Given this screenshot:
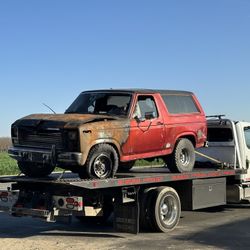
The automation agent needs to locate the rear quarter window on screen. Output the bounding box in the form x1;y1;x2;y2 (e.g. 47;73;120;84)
161;94;200;114
207;128;233;142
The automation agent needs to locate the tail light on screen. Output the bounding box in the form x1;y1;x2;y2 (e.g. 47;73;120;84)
53;195;83;211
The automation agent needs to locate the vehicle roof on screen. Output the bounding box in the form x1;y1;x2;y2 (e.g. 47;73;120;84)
81;89;193;95
206;118;233;128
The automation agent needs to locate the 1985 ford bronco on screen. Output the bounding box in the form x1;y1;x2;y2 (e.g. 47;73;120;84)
9;89;207;179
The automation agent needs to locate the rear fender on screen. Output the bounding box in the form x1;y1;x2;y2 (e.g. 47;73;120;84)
174;133;197;148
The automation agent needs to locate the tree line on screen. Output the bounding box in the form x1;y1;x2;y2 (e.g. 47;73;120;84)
0;137;11;152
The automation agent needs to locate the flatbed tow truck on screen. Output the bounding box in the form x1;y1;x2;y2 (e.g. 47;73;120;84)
0;116;250;234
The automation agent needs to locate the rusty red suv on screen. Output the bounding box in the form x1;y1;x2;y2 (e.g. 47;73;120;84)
9;89;207;179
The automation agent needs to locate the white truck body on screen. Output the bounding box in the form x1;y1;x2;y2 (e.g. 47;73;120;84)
196;118;250;202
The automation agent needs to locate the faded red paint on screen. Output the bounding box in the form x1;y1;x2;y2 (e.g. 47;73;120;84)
120;92;206;162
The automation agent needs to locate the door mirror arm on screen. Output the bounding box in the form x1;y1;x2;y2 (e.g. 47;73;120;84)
134;116;145;123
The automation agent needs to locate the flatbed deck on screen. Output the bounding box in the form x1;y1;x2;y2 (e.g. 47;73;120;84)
0;166;240;189
0;165;245;234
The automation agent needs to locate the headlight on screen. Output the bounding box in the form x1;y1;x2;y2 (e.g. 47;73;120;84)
11;126;18;138
66;130;79;151
68;131;78;141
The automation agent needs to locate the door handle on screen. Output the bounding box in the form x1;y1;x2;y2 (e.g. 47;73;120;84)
157;121;164;125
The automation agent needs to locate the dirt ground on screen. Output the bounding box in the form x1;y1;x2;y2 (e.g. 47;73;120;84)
1;204;250;250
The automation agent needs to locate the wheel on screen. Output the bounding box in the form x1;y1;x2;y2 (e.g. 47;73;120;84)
147;187;181;232
18;162;55;177
118;160;135;172
84;144;119;179
165;138;195;173
76;197;113;225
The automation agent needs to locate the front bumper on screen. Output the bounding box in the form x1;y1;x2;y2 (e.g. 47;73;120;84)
8;147;83;166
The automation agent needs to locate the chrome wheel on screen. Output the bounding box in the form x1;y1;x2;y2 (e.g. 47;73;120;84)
93;153;112;178
179;148;190;166
145;187;181;232
160;194;178;227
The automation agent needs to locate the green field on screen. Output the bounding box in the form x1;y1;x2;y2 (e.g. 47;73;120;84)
0;152;164;176
0;152;64;176
0;152;19;175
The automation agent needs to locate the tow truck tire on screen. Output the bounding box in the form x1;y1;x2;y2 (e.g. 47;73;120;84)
148;186;181;232
166;138;195;173
85;144;119;179
118;160;136;172
18;162;55;177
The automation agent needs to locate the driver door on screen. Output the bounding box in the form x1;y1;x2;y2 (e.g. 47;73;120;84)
129;95;165;155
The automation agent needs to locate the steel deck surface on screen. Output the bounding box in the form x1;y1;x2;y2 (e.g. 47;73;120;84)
0;166;241;190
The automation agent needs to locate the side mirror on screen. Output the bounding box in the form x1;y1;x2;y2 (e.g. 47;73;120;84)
134;116;145;123
145;111;155;120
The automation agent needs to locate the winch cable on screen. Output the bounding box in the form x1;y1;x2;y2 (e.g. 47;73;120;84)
195;150;222;164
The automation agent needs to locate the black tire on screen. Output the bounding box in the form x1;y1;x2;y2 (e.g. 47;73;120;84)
77;168;87;179
148;187;181;232
118;160;135;172
165;138;195;173
76;197;113;225
18;162;55;177
84;144;119;179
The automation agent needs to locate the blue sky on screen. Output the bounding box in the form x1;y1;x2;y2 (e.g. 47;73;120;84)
0;0;250;136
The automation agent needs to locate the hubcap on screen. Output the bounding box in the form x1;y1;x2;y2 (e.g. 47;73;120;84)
93;154;112;178
179;149;190;166
160;194;178;226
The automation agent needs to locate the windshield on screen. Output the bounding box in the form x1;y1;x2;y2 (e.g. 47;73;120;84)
244;127;250;149
65;92;132;116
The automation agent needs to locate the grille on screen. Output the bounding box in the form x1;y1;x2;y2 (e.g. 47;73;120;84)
17;128;63;150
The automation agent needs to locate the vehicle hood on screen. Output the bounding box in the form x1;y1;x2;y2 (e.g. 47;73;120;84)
13;113;122;129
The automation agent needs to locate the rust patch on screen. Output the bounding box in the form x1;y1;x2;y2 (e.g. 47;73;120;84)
22;113;118;124
78;119;130;164
13;113;130;166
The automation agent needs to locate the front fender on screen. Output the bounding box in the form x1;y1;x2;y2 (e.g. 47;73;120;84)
80;138;122;165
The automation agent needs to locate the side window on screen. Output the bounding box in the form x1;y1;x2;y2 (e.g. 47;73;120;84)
133;96;158;119
244;127;250;149
162;94;200;114
207;128;233;142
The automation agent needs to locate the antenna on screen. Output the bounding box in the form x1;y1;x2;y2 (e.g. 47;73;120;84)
42;103;56;114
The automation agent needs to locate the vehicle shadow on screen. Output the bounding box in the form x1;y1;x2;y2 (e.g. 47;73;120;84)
0;213;123;239
173;217;250;249
171;206;250;249
1;206;250;249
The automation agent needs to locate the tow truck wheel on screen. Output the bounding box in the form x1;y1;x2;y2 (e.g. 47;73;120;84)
18;162;55;177
85;144;119;179
165;138;195;173
148;186;181;232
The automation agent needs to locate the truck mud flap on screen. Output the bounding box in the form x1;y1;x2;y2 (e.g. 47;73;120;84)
113;186;140;234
